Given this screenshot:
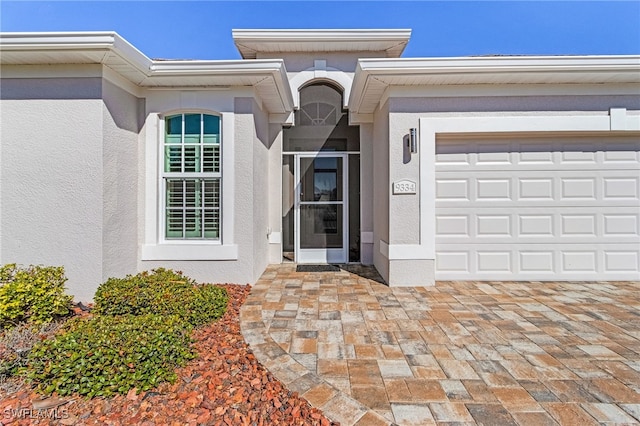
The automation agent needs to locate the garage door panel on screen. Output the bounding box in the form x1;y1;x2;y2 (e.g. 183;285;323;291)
477;178;511;200
436;244;640;280
436;136;640;172
559;145;597;164
605;252;639;272
437;162;638;172
519;178;554;200
435;142;472;165
520;251;555;273
436;215;470;237
603;177;639;200
518;142;555;164
436;178;470;200
519;214;554;236
477;143;512;164
603;214;639;236
477;251;512;273
437;251;470;273
562;251;597;272
477;215;511;237
437;207;639;244
437;170;639;207
560;215;597;237
436;135;640;281
561;177;597;200
603;144;640;163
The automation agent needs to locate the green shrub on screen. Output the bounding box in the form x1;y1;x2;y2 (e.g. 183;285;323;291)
93;269;228;327
93;268;194;316
189;284;229;326
26;314;195;397
0;264;72;329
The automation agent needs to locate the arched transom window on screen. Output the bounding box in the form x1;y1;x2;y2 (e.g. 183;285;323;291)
299;84;343;127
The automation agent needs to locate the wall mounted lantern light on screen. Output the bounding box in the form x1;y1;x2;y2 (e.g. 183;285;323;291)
409;128;418;154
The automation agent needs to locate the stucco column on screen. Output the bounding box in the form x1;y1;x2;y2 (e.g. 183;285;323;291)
385;108;435;286
267;124;284;263
359;123;375;265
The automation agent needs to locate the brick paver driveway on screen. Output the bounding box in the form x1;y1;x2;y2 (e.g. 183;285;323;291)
240;264;640;425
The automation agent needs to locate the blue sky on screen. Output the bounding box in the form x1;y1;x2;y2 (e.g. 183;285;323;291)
1;1;639;59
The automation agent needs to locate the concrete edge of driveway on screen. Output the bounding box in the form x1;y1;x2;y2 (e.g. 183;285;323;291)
240;297;393;426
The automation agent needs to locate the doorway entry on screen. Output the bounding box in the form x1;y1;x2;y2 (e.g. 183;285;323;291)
294;153;348;263
282;81;360;264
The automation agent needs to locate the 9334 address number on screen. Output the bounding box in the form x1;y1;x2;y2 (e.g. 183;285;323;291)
393;180;417;194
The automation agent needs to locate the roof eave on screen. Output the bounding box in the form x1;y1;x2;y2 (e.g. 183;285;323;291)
146;59;294;113
0;32;294;114
232;28;412;59
349;55;640;114
356;55;640;75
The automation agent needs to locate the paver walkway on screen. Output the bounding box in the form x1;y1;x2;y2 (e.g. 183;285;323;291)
240;264;640;425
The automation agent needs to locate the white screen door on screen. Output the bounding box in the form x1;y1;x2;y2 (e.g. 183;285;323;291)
295;153;348;263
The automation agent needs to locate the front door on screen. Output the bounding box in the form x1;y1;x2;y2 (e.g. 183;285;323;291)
295;153;348;263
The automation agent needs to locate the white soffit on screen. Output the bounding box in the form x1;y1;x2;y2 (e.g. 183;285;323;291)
232;29;411;59
0;32;294;113
350;55;640;114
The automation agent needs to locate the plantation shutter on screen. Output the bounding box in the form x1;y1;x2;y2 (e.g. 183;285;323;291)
163;113;221;240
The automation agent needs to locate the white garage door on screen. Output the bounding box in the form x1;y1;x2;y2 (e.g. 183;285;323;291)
435;135;640;281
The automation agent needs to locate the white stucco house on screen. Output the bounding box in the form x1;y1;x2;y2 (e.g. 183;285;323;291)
1;29;639;301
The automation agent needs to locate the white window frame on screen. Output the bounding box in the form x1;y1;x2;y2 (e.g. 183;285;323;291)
161;113;222;241
142;111;237;260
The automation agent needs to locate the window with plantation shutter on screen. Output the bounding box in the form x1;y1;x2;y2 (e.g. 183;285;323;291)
163;113;221;240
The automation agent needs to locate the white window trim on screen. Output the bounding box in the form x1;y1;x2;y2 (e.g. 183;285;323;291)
161;113;222;242
142;111;237;261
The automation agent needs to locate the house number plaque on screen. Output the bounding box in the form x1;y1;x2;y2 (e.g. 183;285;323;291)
393;179;417;194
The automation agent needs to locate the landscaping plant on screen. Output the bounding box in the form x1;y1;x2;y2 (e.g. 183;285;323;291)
26;314;195;398
20;268;229;398
0;264;72;329
93;268;228;327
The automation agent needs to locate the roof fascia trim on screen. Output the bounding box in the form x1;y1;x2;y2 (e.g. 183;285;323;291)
232;28;411;58
232;29;412;40
0;31;153;73
0;32;294;113
356;55;640;74
349;55;640;114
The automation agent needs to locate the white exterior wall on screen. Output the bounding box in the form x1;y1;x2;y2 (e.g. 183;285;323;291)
1;70;291;299
102;79;140;282
0;74;105;301
267;124;284;263
249;98;271;281
359;123;374;265
385;105;435;286
372;101;390;282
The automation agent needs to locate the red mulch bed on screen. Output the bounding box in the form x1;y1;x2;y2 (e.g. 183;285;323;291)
0;285;339;426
